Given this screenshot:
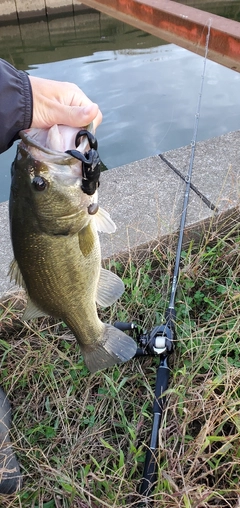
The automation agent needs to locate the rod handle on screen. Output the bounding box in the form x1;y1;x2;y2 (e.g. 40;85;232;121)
139;358;170;498
139;447;158;497
114;321;135;331
153;359;170;413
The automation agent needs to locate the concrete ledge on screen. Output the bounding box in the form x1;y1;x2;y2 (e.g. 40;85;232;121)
0;0;82;22
0;130;239;299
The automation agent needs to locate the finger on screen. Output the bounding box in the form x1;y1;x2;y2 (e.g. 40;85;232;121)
67;103;103;129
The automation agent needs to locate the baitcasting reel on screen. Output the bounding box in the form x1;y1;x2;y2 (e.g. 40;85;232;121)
114;311;176;357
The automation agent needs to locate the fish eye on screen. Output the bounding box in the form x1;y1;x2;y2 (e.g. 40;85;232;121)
32;176;48;191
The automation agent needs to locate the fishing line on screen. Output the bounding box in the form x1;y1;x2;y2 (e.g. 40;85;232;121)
156;25;211;157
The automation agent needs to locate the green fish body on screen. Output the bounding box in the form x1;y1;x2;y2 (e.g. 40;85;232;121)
9;126;136;373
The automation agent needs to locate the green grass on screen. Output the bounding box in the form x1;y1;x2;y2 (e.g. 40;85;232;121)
0;224;239;507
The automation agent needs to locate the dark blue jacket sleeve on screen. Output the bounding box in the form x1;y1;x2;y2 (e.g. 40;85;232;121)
0;59;33;154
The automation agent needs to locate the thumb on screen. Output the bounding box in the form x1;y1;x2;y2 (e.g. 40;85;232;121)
31;100;102;130
48;102;101;129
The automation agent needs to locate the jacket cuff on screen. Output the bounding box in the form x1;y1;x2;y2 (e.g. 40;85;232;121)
20;70;33;130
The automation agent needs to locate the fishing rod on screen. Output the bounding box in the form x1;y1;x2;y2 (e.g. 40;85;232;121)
114;22;212;506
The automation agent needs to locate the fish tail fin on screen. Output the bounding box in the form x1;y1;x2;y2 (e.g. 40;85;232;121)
82;324;137;374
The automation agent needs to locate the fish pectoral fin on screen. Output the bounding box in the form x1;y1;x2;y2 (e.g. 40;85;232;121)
94;207;116;234
22;298;49;321
82;324;137;373
96;268;124;307
8;259;26;289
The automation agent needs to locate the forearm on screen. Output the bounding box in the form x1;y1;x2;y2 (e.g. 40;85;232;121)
0;59;32;154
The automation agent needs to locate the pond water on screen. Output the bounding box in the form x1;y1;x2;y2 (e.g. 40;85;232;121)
0;4;240;202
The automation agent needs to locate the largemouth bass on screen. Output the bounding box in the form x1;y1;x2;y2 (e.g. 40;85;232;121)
9;125;137;373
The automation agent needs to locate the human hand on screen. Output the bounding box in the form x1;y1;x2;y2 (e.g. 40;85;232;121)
29;76;102;131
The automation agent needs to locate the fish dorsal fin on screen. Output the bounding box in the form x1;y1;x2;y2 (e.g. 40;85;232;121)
22;298;49;321
8;259;26;289
96;268;124;307
94;207;116;234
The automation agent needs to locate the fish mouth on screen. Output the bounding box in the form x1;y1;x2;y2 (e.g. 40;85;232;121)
19;123;94;165
19;130;74;165
60;210;85;220
19;125;100;206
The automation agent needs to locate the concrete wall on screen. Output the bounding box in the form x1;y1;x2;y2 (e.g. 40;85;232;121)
0;0;84;22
